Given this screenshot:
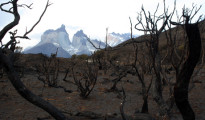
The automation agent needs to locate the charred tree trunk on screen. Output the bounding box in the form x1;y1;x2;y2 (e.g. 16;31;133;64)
141;78;152;114
174;23;201;120
0;51;68;120
110;74;126;91
141;96;148;113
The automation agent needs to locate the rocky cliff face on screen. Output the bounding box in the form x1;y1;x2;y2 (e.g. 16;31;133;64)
24;24;72;58
24;25;137;57
39;24;71;51
71;30;106;55
72;30;88;49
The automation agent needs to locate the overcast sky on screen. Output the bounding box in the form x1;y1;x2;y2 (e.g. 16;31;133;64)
0;0;204;50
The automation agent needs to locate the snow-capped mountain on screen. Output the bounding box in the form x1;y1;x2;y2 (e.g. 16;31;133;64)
107;32;137;47
71;30;106;55
24;25;138;58
39;24;71;50
24;24;72;58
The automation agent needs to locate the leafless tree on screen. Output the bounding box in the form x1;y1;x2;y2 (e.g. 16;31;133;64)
169;5;203;120
128;17;153;114
91;50;105;70
0;0;68;119
36;50;60;87
135;3;172;119
36;50;73;95
134;1;203;119
87;28;112;74
64;56;98;98
106;54;129;93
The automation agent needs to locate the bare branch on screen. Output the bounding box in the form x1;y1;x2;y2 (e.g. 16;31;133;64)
153;3;159;24
171;4;202;25
190;5;202;21
18;3;33;9
0;1;13;13
86;37;102;50
158;15;170;34
0;0;20;42
105;27;109;49
129;17;133;40
20;0;52;39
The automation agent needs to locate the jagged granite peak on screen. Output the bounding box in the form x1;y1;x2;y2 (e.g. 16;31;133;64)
56;24;66;32
72;29;88;49
24;24;72;58
39;24;71;50
44;24;67;34
74;29;87;37
70;30;106;55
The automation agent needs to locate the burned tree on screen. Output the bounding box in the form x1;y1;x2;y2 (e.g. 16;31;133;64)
64;56;98;98
36;50;72;94
0;1;68;120
134;3;172;118
170;6;203;120
92;50;105;70
127;17;153;114
134;1;203;119
174;18;201;120
36;50;60;87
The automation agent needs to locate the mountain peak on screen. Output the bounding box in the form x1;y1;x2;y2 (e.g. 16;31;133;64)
61;24;65;28
74;30;86;37
56;24;66;32
43;24;66;34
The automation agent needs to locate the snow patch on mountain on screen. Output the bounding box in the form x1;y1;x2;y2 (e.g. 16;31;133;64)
107;32;136;47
